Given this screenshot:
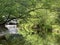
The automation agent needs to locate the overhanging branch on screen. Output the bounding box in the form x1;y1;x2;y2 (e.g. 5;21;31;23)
0;7;49;25
27;7;49;13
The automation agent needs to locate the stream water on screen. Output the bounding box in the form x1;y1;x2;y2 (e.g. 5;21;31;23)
5;25;18;34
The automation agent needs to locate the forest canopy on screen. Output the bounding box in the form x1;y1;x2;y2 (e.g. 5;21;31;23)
0;0;60;45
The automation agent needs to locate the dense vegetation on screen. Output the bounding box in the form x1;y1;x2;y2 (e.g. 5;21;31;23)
0;0;60;45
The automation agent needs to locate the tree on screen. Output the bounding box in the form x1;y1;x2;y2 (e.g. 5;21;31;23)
0;0;32;25
0;0;60;45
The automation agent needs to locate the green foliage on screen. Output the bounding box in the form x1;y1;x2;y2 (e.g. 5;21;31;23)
7;34;25;45
0;0;31;24
0;0;60;45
